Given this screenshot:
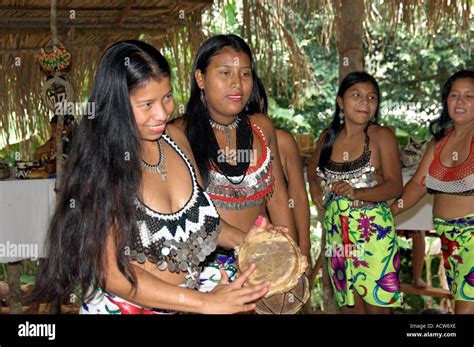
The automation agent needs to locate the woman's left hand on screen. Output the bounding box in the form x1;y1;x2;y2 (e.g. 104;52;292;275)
330;180;355;199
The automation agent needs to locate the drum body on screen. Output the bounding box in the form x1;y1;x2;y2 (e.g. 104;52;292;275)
236;231;309;314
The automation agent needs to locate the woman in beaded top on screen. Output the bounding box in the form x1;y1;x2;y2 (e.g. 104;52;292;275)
307;72;403;314
391;70;474;314
30;40;273;314
173;34;297;292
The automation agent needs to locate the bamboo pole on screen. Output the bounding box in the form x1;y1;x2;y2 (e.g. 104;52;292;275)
51;0;62;314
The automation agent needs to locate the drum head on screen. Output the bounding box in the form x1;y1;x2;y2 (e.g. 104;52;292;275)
237;231;308;297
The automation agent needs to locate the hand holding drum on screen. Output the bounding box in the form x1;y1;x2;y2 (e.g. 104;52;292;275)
235;227;310;314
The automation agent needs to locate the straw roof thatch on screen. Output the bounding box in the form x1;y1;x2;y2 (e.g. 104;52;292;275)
0;0;211;157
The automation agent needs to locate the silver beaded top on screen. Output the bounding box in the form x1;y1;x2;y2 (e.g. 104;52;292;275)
317;132;378;207
132;134;221;290
207;124;275;210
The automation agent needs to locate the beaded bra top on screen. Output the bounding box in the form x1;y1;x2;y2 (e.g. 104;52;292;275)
426;129;474;196
132;134;221;290
206;124;275;210
316;130;377;206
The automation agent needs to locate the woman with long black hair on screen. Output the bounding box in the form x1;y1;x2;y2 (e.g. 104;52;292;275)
391;70;474;314
308;71;403;314
173;34;297;292
30;40;272;314
254;76;312;269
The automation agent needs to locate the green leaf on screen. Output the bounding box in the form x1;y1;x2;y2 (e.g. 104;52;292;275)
20;275;36;285
224;1;236;27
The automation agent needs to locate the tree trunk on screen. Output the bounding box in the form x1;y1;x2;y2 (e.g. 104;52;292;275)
337;0;366;81
7;261;22;313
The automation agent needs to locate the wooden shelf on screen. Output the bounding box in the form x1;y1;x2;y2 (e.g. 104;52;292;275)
400;283;452;299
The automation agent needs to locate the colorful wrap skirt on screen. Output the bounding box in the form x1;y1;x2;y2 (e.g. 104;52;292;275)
323;197;401;308
199;247;238;292
434;214;474;301
80;288;174;314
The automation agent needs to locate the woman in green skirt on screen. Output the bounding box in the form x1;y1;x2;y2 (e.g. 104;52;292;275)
391;70;474;314
308;72;403;314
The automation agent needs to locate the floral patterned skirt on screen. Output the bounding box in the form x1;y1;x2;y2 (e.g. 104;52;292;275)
434;214;474;301
324;197;401;308
80;288;174;314
198;247;238;292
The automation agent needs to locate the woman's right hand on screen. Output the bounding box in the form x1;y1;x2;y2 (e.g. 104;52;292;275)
313;191;325;211
203;263;270;314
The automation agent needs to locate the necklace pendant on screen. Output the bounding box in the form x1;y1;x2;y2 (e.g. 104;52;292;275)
225;127;231;146
160;170;167;182
141;138;167;177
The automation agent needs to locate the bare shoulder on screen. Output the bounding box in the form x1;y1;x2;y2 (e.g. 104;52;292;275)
276;128;295;142
424;139;436;158
170;116;186;132
276;129;298;152
249;113;275;131
367;124;397;146
165;123;193;156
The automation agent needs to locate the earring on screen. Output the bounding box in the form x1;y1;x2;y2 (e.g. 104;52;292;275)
339;110;344;125
370;116;376;123
200;89;206;105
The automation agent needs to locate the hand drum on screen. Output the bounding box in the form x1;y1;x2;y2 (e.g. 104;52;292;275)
236;231;310;314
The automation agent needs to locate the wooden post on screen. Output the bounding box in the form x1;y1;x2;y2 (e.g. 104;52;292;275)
425;256;433;308
7;262;22;313
337;0;365;81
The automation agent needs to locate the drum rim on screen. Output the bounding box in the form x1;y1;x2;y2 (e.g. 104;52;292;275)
255;275;311;314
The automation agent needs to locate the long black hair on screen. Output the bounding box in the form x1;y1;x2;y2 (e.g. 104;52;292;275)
183;34;262;185
318;71;381;169
30;40;171;303
255;77;268;114
429;69;474;141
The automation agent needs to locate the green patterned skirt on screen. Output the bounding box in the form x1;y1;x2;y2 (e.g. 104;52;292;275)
434;214;474;301
324;197;401;308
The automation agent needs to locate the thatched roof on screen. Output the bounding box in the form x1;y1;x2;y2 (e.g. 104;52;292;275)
0;0;211;156
0;0;212;52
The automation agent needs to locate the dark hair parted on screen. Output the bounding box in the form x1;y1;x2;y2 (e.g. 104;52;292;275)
30;40;171;303
318;71;381;169
429;70;474;141
183;34;263;185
